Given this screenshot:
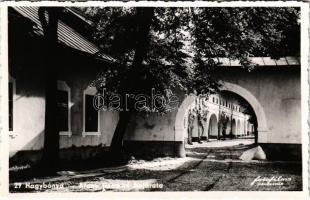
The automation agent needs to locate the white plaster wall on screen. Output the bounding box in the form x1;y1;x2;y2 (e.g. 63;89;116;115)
10;66;301;157
9;84;119;157
9;96;45;156
9;65;120;157
124;111;177;141
218;68;301;144
59;110;119;149
124;93;252;142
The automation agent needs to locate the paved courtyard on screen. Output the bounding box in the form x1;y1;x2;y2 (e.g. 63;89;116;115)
10;139;302;192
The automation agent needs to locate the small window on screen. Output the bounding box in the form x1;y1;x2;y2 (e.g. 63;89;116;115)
212;97;214;103
85;94;98;132
83;87;100;136
57;90;69;132
216;98;218;104
57;81;71;136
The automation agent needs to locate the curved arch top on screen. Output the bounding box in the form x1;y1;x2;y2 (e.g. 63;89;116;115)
174;81;269;142
207;112;218;123
220;82;268;132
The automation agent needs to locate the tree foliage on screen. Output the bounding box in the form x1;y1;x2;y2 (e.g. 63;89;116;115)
84;7;193;114
83;7;299;111
192;7;300;93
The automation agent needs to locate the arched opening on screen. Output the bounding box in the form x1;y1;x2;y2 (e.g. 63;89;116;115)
231;119;236;136
220;90;258;144
175;82;268;153
208;114;218;138
226;118;231;136
220;82;267;142
237;120;241;136
247;123;251;135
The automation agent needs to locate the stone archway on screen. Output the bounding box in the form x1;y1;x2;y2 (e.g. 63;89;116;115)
226;118;231;136
208;114;218;138
174;81;268;144
220;82;268;142
237;119;241;136
232;119;237;136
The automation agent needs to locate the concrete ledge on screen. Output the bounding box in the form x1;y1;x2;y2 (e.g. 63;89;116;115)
200;136;208;140
10;141;186;166
10;150;43;166
259;143;302;161
191;136;215;141
10;145;109;166
191;137;207;142
123;140;185;160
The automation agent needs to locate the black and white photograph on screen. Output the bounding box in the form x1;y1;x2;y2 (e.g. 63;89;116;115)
1;1;308;195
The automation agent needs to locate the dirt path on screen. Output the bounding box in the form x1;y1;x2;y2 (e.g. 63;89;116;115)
163;148;234;191
9;142;302;192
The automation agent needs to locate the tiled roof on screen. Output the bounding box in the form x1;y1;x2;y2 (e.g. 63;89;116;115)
216;57;300;67
13;7;115;62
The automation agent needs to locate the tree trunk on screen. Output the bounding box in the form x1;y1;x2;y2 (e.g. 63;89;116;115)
108;111;131;163
107;8;155;164
131;7;154;69
38;7;62;173
41;68;59;172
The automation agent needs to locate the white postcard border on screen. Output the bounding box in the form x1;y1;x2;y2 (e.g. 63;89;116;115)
0;1;308;199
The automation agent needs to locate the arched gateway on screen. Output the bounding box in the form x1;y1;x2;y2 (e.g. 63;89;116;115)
174;81;269;156
208;114;218;138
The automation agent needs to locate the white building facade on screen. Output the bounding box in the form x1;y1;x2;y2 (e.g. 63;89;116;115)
184;93;255;142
